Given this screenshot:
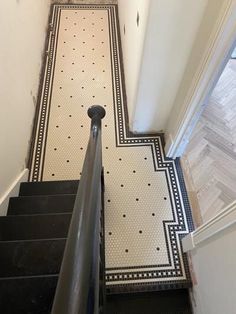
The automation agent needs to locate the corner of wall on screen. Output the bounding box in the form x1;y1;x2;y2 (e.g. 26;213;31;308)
0;169;29;216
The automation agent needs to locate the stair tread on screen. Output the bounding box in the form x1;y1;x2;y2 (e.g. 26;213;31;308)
106;290;192;314
0;274;58;314
0;213;71;241
19;180;79;196
0;239;66;278
8;194;76;215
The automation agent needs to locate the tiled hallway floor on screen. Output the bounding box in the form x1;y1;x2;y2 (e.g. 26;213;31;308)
29;4;193;292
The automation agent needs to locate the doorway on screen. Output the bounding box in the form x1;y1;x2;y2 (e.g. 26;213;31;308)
181;49;236;225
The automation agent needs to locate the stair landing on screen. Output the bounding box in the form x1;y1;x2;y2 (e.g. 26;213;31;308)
29;4;194;293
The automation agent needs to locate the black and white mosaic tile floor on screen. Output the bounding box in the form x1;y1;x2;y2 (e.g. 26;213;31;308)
30;4;193;293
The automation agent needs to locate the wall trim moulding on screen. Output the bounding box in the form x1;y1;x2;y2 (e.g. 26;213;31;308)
165;0;236;158
0;169;29;216
182;200;236;252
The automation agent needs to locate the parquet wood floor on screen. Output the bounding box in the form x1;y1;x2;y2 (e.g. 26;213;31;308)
182;59;236;224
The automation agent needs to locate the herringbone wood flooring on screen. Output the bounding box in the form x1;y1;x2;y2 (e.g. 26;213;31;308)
182;59;236;224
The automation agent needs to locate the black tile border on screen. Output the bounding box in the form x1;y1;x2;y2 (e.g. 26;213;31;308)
174;158;195;233
27;6;55;178
29;5;62;181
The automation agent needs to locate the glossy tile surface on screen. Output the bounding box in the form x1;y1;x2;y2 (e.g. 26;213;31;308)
30;4;193;292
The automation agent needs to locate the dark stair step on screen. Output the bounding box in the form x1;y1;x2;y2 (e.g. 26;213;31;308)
19;180;79;196
0;213;71;241
0;275;58;314
8;194;76;215
106;290;192;314
0;239;66;277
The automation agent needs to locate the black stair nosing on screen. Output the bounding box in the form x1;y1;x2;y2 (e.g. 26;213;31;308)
4;212;72;217
8;194;76;215
0;213;71;241
0;236;67;243
0;274;58;314
0;238;66;278
106;280;192;295
19;179;79;196
0;273;58;280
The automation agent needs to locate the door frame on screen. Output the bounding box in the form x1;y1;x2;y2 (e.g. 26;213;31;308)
165;1;236;158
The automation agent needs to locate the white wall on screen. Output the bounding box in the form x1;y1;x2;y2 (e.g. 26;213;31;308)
0;0;50;213
190;224;236;314
132;0;208;133
165;0;235;157
118;0;150;124
119;0;208;133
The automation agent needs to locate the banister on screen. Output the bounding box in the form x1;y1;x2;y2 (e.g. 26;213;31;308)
51;105;106;314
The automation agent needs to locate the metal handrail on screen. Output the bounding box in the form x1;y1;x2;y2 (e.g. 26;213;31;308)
51;105;106;314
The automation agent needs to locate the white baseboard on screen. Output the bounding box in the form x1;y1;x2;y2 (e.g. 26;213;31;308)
0;169;29;216
182;200;236;252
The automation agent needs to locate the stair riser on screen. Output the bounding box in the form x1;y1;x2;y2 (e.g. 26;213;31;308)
19;180;79;196
8;195;76;215
106;290;192;314
0;275;58;314
0;239;66;277
0;214;71;241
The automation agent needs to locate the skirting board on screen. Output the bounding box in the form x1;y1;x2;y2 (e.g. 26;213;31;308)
182;200;236;252
0;169;29;216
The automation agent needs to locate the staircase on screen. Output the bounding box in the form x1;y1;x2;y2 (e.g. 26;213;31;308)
0;180;78;313
0;179;192;313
